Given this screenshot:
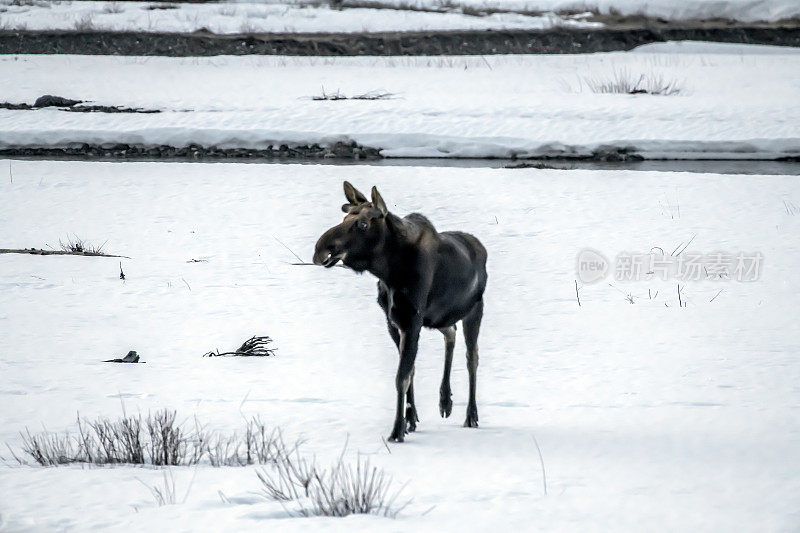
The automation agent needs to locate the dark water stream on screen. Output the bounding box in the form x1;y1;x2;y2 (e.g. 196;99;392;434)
4;156;799;175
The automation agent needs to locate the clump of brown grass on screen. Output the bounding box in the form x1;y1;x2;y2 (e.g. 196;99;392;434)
582;69;682;95
257;444;409;518
9;410;286;467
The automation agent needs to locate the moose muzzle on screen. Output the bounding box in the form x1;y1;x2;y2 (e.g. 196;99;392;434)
313;226;345;268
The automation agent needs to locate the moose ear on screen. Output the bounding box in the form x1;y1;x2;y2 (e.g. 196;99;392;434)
371;186;388;216
343;181;368;205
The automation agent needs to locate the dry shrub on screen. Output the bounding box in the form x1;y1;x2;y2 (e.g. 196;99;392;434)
12;410;285;467
59;235;106;254
582;69;682;95
257;444;409;518
203;336;277;357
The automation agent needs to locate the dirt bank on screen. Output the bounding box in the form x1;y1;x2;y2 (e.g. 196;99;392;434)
1;19;799;56
0;142;381;160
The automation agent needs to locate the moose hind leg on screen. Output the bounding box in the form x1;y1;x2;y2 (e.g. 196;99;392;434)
462;299;483;428
405;367;419;432
438;326;456;418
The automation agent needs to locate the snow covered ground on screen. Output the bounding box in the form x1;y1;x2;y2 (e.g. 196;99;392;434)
327;0;800;23
1;160;799;531
2;42;800;160
0;0;798;34
0;0;599;34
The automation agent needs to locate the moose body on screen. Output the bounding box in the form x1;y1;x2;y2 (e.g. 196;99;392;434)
313;182;487;442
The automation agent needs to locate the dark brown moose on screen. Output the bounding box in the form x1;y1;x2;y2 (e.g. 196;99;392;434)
313;182;488;442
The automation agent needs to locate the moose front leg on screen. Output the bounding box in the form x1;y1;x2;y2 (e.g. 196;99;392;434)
384;317;418;432
389;319;421;442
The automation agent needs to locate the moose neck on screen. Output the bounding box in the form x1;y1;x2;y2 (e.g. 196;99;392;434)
366;212;408;285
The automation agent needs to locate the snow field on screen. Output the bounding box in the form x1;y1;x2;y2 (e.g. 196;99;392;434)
0;160;798;531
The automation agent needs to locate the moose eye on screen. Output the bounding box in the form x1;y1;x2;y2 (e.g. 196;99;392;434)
357;219;369;231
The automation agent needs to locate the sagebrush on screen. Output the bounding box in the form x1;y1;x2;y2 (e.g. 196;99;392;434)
10;410;289;467
581;69;682;95
58;235;106;254
257;446;409;518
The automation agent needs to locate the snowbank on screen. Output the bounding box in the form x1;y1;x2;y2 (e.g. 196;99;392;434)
348;0;800;22
1;0;797;34
1;45;799;160
0;1;598;34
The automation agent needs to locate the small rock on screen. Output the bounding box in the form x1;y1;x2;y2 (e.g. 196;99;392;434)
104;350;140;363
33;95;82;108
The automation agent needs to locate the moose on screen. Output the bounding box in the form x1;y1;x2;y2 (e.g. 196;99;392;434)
313;182;488;442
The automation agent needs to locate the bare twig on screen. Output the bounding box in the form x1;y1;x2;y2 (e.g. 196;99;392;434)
574;279;581;307
312;86;347;101
311;87;396;101
291;261;347;269
203;336;276;357
671;233;697;256
532;435;547;496
709;289;723;302
273;235;305;263
181;277;191;291
239;390;251;410
352;90;396;100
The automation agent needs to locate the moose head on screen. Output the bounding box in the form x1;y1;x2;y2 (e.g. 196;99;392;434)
313;181;389;272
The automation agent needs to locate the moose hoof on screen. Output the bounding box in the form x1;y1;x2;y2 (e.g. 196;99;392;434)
405;406;419;432
389;419;408;442
463;407;479;428
439;390;453;418
463;417;479;428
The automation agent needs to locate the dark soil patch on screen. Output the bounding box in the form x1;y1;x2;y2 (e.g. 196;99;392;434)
0;247;129;258
0;102;160;113
0;143;652;162
0;102;33;110
64;105;160;113
505;162;574;170
0;21;798;56
0;141;382;160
